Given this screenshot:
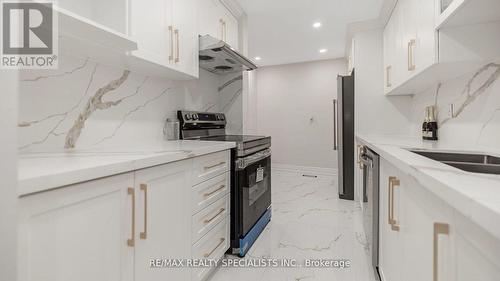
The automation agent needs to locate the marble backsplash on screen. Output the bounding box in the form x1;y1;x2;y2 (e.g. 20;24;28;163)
18;55;243;152
410;60;500;150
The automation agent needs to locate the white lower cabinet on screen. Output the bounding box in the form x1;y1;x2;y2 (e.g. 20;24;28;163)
191;218;230;281
18;173;135;281
134;160;192;281
19;150;231;281
455;211;500;281
379;157;500;281
378;160;404;281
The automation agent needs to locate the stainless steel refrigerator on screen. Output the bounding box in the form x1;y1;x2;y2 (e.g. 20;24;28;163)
335;71;355;200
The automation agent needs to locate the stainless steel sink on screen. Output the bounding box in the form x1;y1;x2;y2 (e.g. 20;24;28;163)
409;150;500;175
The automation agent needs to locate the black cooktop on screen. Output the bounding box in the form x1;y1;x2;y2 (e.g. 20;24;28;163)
200;135;269;143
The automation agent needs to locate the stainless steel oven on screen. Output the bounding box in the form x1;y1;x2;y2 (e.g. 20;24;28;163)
178;110;272;257
359;146;381;281
234;149;272;243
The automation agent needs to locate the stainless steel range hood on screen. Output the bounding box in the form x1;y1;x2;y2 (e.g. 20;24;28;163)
199;35;257;74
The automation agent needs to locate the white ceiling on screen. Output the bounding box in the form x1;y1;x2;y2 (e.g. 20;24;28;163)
236;0;384;66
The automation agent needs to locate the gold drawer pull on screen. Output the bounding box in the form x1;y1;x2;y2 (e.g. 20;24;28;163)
204;162;225;170
204;238;225;258
174;29;180;63
204;208;225;224
408;39;416;71
140;184;148;240
168;26;174;62
204;184;226;197
357;145;364;169
386;65;392;87
433;223;450;281
127;187;135;247
388;176;400;231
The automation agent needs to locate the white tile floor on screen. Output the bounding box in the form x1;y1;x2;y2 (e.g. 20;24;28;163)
210;169;377;281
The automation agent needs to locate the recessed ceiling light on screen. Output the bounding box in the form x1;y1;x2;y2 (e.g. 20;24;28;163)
313;22;322;28
319;49;328;53
254;56;262;61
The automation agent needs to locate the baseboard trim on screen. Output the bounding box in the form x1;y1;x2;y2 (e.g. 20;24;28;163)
272;163;338;176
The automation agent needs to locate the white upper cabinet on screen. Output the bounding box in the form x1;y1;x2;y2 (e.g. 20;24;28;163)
437;0;500;29
383;0;437;95
57;0;128;34
383;0;500;96
172;0;200;77
129;0;199;79
223;9;240;50
129;0;172;66
199;0;240;50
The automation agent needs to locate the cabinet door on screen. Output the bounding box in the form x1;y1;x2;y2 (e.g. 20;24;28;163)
378;159;403;281
130;0;173;65
172;0;199;77
223;10;239;49
383;12;395;94
455;212;500;281
134;160;192;281
414;0;437;74
402;175;455;281
198;0;223;40
18;173;135;281
400;0;418;81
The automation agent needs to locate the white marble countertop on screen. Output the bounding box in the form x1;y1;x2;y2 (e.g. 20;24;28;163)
18;140;235;196
357;134;500;241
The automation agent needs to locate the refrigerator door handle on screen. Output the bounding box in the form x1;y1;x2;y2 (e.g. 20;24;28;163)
333;99;338;150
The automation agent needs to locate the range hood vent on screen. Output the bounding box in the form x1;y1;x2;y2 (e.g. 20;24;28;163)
199;35;257;75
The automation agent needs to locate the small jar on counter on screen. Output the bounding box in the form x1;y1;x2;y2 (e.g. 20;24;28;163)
163;118;180;140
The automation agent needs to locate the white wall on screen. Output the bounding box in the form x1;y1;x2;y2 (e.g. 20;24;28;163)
409;60;500;150
18;55;243;151
0;71;18;281
353;29;413;137
254;59;347;169
352;28;413;202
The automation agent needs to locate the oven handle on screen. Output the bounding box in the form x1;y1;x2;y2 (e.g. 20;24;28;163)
235;149;271;170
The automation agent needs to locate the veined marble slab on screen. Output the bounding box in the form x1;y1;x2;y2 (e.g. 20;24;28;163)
357;134;500;241
18;140;235;196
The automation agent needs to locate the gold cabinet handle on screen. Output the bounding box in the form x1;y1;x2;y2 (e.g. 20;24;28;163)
408;39;416;71
168;26;174;62
127;187;135;247
386;65;392;87
220;19;225;41
204;238;225;258
174;29;180;63
223;21;227;42
204;184;226;198
140;184;148;240
203;208;225;224
357;145;364;169
388;176;400;231
204;161;226;170
433;223;450;281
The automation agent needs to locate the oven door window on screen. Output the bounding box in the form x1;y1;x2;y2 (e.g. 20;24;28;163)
237;156;271;236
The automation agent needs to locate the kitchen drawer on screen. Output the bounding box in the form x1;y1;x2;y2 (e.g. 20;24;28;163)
192;218;230;281
192;172;230;214
192;151;230;185
192;194;230;243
